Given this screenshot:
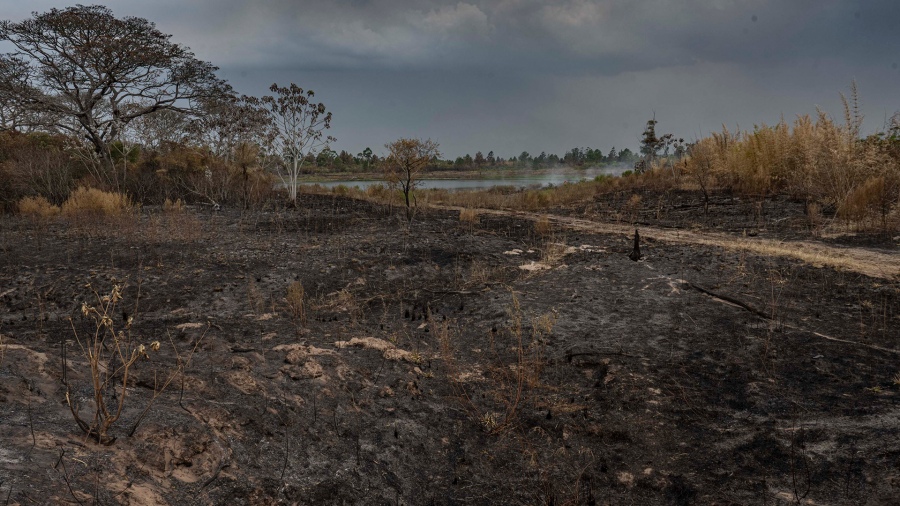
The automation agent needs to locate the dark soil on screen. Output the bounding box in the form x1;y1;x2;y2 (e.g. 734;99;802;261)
0;192;898;505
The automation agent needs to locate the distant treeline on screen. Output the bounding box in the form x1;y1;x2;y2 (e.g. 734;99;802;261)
313;146;640;173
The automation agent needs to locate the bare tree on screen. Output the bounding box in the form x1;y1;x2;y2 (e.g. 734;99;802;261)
261;83;334;203
383;138;440;222
0;5;227;181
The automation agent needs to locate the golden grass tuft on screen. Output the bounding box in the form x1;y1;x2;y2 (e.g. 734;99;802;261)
18;196;60;218
286;281;307;325
459;207;479;222
61;187;132;216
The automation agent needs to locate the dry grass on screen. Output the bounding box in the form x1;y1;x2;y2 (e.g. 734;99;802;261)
680;103;900;234
18;196;60;218
459;207;479;225
285;281;307;325
437;294;556;436
162;198;185;213
62;187;132;216
534;215;552;236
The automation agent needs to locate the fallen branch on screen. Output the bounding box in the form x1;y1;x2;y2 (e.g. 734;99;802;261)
685;282;900;355
684;282;772;320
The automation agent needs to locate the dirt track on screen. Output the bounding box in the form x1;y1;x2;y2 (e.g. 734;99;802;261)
437;204;900;281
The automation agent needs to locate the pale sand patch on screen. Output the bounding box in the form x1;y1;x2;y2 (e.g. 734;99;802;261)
334;337;413;362
519;261;552;271
174;322;204;330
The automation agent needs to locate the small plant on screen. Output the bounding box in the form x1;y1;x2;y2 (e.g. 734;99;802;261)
65;284;158;444
286;281;307;325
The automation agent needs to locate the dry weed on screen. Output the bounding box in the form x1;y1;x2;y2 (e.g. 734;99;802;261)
286;281;307;325
65;284;161;443
247;279;265;314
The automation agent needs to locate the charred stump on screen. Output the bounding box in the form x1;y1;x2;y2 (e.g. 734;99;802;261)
628;229;642;261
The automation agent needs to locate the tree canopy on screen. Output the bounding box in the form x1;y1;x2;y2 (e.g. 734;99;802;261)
0;5;227;157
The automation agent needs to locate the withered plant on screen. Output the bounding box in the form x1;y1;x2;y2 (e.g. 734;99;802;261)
65;284;157;444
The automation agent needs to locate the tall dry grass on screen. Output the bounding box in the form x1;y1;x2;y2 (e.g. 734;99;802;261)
681;103;900;233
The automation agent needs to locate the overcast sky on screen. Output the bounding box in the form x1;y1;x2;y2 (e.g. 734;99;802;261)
3;1;899;158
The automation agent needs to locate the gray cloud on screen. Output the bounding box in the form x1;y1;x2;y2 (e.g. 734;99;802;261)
2;1;899;156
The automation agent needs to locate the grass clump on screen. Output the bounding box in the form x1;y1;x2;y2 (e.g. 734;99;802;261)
17;196;60;218
62;187;132;216
286;281;307;325
459;207;479;224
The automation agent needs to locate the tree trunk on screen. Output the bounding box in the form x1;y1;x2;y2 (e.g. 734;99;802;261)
628;229;642;261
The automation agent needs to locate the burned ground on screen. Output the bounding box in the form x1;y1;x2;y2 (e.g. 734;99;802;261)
0;192;898;505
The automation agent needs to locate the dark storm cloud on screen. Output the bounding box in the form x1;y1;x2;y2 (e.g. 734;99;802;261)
138;0;900;74
3;1;899;155
6;0;882;74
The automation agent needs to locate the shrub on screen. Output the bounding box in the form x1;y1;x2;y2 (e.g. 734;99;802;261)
17;195;60;218
61;187;132;216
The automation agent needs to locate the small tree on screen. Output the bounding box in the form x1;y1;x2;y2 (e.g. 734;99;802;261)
638;116;660;172
261;83;334;203
383;138;440;222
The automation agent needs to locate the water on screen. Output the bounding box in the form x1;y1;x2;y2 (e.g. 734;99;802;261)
302;166;628;191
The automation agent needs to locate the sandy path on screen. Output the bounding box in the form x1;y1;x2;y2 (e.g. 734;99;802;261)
437;205;900;280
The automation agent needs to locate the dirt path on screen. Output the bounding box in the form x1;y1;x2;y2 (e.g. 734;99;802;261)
436;205;900;280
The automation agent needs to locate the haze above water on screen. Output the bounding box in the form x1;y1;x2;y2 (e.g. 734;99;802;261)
306;166;630;191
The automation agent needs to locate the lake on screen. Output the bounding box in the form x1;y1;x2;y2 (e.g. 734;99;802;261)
302;166;629;191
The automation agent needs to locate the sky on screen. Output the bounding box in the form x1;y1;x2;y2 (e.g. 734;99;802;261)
2;1;899;159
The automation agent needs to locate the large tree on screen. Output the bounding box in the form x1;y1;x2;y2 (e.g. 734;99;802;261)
0;5;226;163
